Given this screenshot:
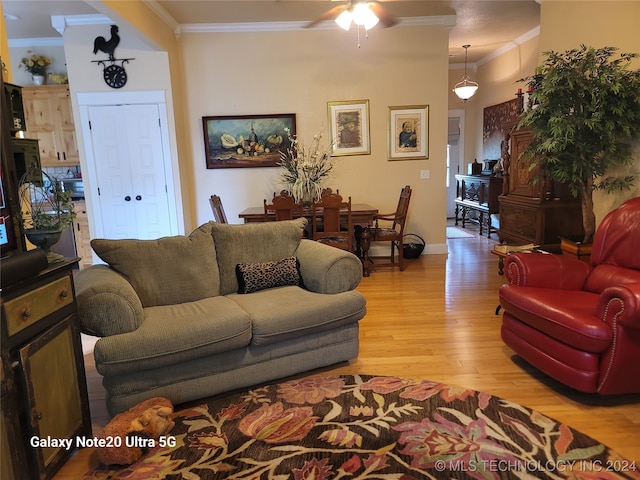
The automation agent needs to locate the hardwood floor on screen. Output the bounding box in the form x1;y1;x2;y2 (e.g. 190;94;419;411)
54;227;640;478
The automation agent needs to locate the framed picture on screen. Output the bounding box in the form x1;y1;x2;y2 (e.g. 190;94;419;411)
482;98;521;162
203;113;296;169
388;105;429;161
327;100;370;156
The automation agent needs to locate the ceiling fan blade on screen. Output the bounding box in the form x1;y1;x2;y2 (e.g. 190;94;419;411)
368;2;398;28
306;4;348;29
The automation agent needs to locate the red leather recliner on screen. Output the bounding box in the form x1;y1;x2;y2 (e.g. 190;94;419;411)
499;197;640;394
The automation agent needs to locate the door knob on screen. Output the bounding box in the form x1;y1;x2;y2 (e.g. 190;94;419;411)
125;196;131;201
136;195;142;201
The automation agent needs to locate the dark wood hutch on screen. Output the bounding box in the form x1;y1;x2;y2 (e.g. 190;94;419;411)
498;120;583;246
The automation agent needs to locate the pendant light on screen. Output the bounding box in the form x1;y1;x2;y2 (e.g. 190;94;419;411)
453;45;479;102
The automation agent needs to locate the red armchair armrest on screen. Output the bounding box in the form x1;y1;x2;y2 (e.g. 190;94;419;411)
504;252;592;289
597;282;640;329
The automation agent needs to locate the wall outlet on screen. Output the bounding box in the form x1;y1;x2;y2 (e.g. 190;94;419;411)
420;169;430;179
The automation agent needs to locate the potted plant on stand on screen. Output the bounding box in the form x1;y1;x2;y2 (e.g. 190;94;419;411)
18;169;75;263
518;45;640;249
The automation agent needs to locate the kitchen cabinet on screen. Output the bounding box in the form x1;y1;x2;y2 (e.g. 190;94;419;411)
73;203;93;269
0;259;91;479
22;85;79;167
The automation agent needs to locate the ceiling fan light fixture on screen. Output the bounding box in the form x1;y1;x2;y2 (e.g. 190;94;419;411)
335;3;379;32
453;45;479;102
353;3;379;30
335;10;353;31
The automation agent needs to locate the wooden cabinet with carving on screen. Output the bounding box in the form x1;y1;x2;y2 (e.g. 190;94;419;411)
22;85;79;167
498;120;583;245
73;203;92;269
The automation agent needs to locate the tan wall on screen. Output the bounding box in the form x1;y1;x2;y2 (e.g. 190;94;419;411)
89;0;196;229
539;0;640;220
0;2;12;82
540;1;640;58
181;25;451;252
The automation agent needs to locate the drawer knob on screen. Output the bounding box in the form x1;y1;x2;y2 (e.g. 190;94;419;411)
21;308;32;319
59;289;69;299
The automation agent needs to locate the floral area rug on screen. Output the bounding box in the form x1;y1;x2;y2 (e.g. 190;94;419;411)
84;375;639;479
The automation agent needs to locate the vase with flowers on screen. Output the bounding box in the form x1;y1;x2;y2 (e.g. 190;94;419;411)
18;169;75;263
278;128;333;206
19;50;51;85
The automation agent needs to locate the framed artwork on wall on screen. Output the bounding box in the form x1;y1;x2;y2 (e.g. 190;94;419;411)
203;113;296;169
482;98;521;162
387;105;429;161
327;100;370;156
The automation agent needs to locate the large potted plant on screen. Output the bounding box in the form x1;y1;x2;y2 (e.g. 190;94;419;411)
18;169;75;263
518;45;640;244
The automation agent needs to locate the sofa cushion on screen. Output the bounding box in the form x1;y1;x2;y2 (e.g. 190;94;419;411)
93;296;252;376
211;218;307;295
236;256;303;294
227;286;366;347
91;222;220;307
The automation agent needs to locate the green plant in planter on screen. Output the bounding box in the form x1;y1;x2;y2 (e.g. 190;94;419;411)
18;170;75;232
518;45;640;243
18;170;75;262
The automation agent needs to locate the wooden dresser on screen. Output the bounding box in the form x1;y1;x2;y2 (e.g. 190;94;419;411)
454;174;503;237
1;258;91;479
498;121;583;245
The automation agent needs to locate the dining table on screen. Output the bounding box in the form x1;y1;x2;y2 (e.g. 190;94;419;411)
238;203;379;276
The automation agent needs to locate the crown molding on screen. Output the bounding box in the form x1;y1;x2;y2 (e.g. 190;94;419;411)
8;13;457;47
51;14;113;35
476;26;540;66
143;0;182;37
8;37;63;48
449;25;539;70
180;15;456;34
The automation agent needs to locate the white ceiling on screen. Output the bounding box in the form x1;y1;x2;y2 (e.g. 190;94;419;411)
2;0;541;65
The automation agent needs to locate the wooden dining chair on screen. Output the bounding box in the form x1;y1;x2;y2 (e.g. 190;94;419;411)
311;191;353;251
264;190;304;221
369;185;412;271
209;194;228;223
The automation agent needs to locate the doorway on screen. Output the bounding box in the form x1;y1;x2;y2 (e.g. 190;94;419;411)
447;110;465;219
77;91;182;244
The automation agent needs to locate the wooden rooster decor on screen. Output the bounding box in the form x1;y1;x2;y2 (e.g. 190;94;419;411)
93;25;120;61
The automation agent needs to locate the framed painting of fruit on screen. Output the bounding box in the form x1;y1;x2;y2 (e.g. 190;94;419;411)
203;113;297;169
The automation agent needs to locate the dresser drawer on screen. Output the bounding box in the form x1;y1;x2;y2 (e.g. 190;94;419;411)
3;276;73;336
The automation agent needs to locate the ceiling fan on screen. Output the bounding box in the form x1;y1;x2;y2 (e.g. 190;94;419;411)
306;1;399;30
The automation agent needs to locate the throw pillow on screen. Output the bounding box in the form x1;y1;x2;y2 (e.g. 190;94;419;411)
91;222;220;307
236;256;303;294
211;218;307;295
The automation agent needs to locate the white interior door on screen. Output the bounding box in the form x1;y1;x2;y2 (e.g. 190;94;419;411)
88;104;171;240
447;112;465;219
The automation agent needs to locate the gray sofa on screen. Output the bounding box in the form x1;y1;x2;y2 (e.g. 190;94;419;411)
75;218;366;415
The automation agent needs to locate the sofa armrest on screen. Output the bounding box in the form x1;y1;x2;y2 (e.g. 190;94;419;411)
504;252;592;289
75;265;144;337
598;282;640;330
295;239;362;294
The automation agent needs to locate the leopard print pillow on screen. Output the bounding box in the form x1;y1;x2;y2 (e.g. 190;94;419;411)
235;256;303;294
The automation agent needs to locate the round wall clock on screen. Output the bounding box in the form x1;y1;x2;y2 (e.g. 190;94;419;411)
103;64;127;89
